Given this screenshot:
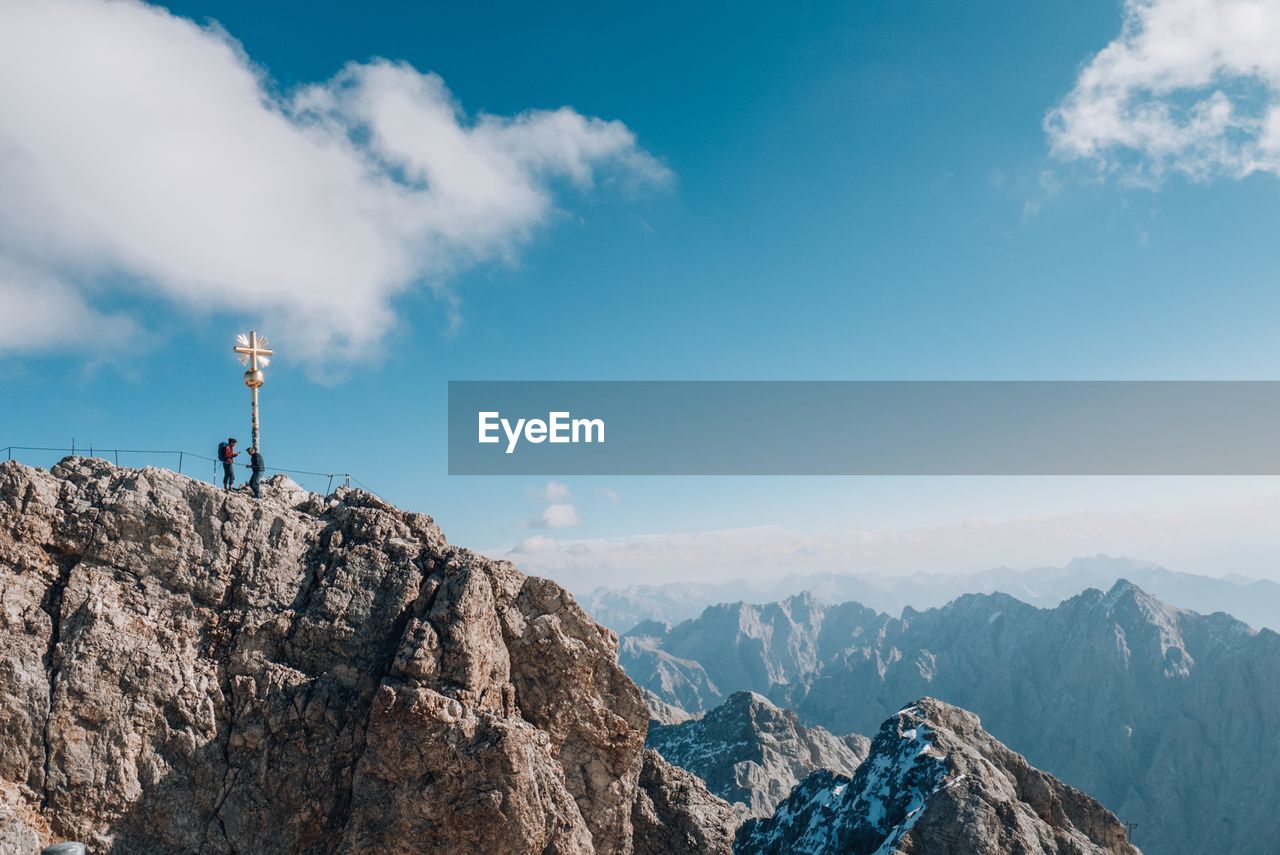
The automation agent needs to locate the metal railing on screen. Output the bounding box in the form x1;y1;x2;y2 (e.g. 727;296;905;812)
2;445;375;496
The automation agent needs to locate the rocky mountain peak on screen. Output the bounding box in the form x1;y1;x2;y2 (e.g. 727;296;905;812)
1070;579;1197;678
1101;577;1167;610
721;689;774;714
782;590;821;612
0;458;736;853
1072;578;1178;622
647;691;869;820
735;697;1141;855
624;619;672;640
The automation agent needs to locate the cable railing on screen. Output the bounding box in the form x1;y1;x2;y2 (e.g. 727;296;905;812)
2;445;371;496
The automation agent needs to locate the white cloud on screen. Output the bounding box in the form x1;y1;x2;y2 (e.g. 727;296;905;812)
518;482;580;528
596;486;621;504
538;503;581;529
544;481;572;501
0;0;669;366
1046;0;1280;182
0;260;137;353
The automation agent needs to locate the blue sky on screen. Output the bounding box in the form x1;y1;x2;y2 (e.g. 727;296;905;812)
3;0;1280;591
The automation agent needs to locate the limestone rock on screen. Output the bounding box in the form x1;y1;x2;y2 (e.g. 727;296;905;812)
0;782;45;854
630;748;736;855
0;458;728;853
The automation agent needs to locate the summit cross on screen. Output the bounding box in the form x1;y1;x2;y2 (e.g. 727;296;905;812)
233;330;274;452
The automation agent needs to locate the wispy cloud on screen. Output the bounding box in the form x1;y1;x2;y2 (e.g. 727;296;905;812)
0;259;137;353
1046;0;1280;183
0;0;669;369
494;498;1280;594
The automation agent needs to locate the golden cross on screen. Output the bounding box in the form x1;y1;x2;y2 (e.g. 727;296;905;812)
233;330;274;371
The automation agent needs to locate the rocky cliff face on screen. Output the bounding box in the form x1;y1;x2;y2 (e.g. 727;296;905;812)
626;583;1280;854
0;458;736;853
621;621;723;713
735;698;1140;855
631;749;738;855
647;691;868;820
620;593;884;714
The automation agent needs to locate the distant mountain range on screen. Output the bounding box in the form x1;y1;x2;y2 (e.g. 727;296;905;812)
736;698;1139;855
586;554;1280;633
620;580;1280;854
646;691;869;819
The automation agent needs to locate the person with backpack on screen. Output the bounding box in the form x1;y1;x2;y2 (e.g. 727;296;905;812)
247;446;265;498
218;438;239;490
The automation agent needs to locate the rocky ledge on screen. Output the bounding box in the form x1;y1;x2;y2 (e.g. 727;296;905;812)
0;459;736;853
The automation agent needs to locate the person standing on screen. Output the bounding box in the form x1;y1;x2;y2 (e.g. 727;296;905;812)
218;438;239;490
247;446;265;498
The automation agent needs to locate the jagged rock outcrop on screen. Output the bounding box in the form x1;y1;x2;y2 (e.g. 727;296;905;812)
630;749;737;855
736;698;1140;855
627;582;1280;854
647;692;868;819
0;458;733;853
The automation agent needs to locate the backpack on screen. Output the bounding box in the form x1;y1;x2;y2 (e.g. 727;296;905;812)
218;442;229;463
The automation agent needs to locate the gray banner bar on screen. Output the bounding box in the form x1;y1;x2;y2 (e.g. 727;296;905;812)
447;381;1280;475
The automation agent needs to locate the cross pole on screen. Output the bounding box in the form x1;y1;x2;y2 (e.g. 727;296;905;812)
233;330;274;452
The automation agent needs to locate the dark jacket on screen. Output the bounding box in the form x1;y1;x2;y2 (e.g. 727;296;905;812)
249;451;264;473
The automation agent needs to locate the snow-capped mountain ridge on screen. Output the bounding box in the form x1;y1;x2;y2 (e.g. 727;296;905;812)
735;698;1138;855
624;579;1279;854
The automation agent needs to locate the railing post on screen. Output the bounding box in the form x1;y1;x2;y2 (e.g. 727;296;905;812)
1;446;352;494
